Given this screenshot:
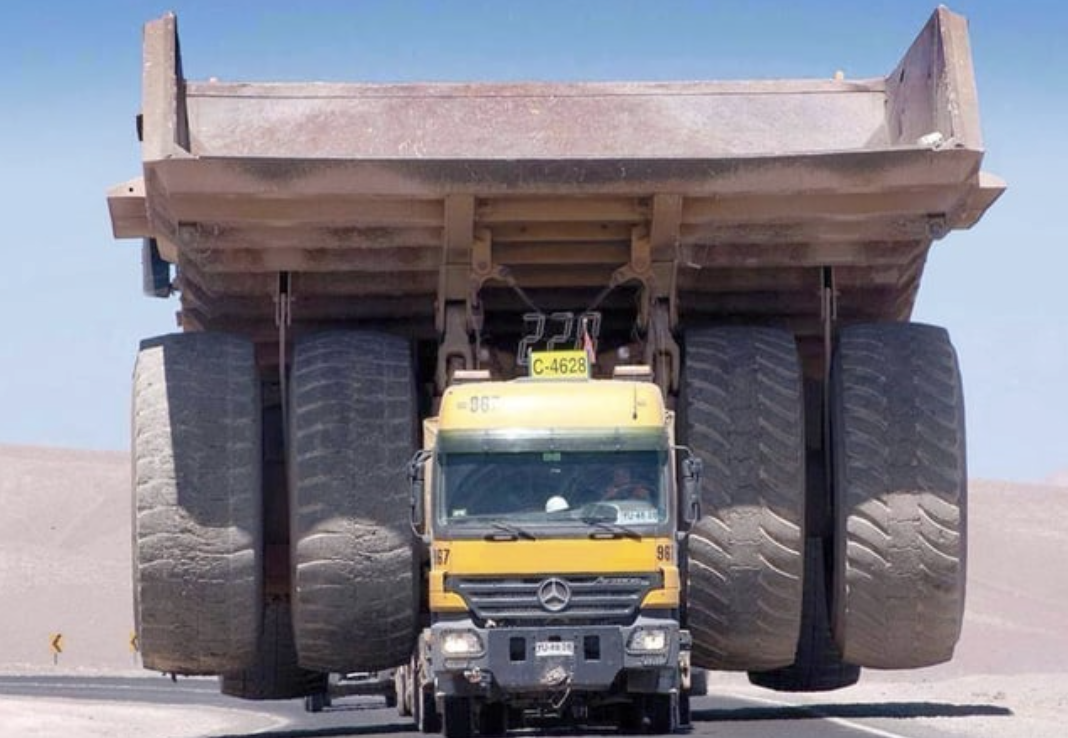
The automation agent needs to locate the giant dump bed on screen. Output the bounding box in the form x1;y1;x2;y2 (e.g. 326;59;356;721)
108;8;1002;351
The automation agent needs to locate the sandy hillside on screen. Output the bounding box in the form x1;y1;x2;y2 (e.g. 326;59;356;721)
1044;469;1068;487
0;445;136;673
1;444;1067;679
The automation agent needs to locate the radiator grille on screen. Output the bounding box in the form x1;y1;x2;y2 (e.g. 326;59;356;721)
447;573;659;625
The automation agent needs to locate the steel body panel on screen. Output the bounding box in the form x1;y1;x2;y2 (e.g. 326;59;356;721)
108;8;1004;341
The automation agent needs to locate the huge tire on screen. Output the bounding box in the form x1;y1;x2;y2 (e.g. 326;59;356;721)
748;538;860;691
220;599;328;700
288;331;419;673
831;323;967;669
132;333;262;674
680;327;806;671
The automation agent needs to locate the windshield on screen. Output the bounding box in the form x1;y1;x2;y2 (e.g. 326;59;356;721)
434;449;670;537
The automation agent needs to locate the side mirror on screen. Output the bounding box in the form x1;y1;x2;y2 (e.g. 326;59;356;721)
407;449;432;532
679;450;703;527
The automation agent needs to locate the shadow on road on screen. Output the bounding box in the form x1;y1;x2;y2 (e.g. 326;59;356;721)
693;700;1014;723
213;723;412;738
213;701;1014;738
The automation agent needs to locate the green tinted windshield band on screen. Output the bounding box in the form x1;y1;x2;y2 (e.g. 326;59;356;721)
436;427;668;454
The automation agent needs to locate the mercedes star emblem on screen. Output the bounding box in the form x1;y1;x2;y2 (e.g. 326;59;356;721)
537;577;572;612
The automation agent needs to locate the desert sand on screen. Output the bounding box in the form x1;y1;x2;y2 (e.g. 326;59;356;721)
0;445;135;675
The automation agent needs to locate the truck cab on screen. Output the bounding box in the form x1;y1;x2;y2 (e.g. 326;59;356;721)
407;356;699;735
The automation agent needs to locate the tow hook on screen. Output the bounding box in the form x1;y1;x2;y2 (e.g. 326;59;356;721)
541;665;571;687
464;667;488;686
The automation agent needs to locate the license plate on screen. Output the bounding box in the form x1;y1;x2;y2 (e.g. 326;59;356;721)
528;350;590;379
535;640;575;657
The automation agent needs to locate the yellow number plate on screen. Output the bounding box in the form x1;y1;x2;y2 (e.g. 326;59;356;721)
529;350;590;379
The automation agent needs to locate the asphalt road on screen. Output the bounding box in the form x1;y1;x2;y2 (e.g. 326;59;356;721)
0;675;1013;738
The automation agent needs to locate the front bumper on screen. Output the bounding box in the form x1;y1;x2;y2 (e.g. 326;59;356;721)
429;616;686;698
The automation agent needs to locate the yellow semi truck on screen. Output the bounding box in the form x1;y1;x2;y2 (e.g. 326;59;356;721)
109;5;1001;734
400;356;701;734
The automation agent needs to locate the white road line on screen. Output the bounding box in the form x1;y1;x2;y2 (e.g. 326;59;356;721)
0;680;210;694
722;690;915;738
233;707;292;734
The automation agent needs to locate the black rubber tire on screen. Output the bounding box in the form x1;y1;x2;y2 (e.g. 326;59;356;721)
619;695;677;735
132;333;262;675
619;698;645;734
689;668;708;697
304;693;326;713
831;323;967;669
288;331;419;673
443;696;473;738
647;694;678;735
678;691;691;730
478;701;506;737
220;599;328;700
680;327;806;671
416;681;441;734
748;538;860;692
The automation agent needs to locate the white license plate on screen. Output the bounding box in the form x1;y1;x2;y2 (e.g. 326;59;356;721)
535;640;575;657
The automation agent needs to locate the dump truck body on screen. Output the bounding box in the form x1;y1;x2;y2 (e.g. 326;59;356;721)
109;7;1001;377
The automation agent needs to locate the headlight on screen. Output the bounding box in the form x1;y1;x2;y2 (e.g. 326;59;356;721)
441;630;484;656
627;627;669;653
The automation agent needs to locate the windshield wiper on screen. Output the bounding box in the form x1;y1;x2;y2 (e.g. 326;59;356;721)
484;521;537;541
581;516;642;541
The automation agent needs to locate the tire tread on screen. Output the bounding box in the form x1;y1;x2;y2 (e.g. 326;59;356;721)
831;323;967;669
289;331;418;673
132;332;262;674
681;327;806;671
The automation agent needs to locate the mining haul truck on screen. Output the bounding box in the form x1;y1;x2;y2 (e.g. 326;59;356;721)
108;6;1002;734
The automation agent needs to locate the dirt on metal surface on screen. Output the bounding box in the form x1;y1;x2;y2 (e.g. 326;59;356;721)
108;8;1002;352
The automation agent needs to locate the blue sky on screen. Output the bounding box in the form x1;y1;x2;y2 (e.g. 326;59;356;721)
0;1;1064;482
